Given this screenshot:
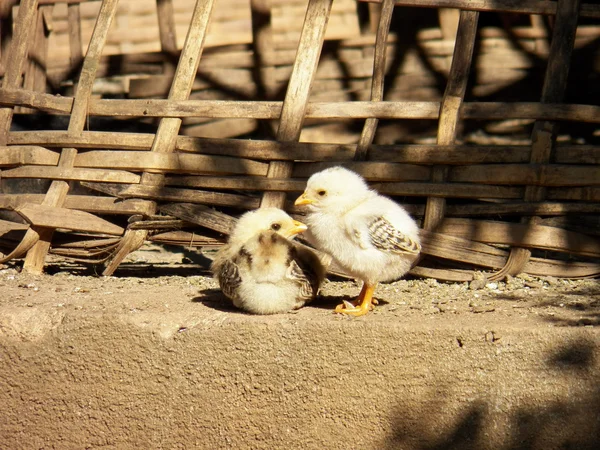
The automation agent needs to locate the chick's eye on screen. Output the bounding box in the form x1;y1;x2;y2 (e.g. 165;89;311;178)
271;223;281;231
317;190;326;196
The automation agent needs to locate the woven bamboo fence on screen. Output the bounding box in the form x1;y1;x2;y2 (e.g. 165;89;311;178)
1;0;599;281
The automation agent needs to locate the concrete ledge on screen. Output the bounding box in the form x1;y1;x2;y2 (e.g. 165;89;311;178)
1;269;599;449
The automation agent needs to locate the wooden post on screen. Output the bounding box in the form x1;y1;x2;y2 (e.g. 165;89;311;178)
103;0;216;276
354;0;395;161
489;0;582;280
0;0;42;265
21;0;119;273
260;0;333;208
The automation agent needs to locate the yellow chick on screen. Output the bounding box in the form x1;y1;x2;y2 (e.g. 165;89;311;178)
211;208;325;314
295;166;421;316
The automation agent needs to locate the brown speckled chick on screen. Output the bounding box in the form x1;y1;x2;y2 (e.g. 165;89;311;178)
211;208;325;314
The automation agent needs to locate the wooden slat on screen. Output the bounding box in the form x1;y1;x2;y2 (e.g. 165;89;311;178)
67;2;83;74
547;187;600;201
159;203;236;235
74;150;269;175
118;185;260;209
103;0;217;276
374;182;523;199
3;88;600;123
449;164;600;186
445;202;600;217
0;0;40;144
1;165;141;183
16;204;124;235
164;175;307;192
524;258;600;279
19;4;52;114
439;218;600;258
23;0;120;273
10;131;600;165
423;10;479;236
354;0;394;161
419;229;508;269
261;0;334;208
149;230;224;247
291;161;430;181
490;0;582;281
0;219;29;233
0;145;59;166
0;194;154;216
81;182;261;210
361;0;600;19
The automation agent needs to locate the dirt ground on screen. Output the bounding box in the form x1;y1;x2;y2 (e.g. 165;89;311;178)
2;243;600;449
1;243;599;330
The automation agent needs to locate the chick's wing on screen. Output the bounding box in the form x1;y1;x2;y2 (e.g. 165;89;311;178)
367;216;421;254
218;258;243;300
285;247;320;301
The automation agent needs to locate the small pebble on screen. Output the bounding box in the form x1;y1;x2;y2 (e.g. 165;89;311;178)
470;279;486;290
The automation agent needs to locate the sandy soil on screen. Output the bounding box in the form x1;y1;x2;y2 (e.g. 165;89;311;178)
1;243;599;331
2;243;600;449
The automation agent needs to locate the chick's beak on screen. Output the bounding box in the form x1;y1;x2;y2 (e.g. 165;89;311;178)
288;220;308;237
294;192;314;206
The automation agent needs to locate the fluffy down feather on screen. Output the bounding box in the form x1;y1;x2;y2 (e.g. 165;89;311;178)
211;208;325;314
295;166;421;316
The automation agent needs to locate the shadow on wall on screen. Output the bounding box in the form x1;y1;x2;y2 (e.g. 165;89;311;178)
382;339;600;450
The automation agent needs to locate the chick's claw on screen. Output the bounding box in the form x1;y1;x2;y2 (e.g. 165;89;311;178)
334;299;375;316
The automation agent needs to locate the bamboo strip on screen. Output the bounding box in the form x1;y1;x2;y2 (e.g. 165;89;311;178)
16;204;124;235
354;0;394;161
164;176;307;192
67;2;83;74
547;187;600;201
23;0;120;273
524;257;600;279
291;162;430;181
159;203;236;235
423;10;478;236
0;145;59;166
149;230;224;247
74;150;269;175
0;194;154;215
410;256;600;281
261;0;334;208
419;229;508;269
0;219;29;233
103;0;217;276
3;88;600;123
81;181;261;210
127;219;189;231
0;0;39;144
50;236;121;249
439;218;600;258
449;164;600;187
490;0;582;281
444;202;600;217
11;131;600;165
361;0;600;18
1;166;142;183
118;185;260;209
19;4;52;114
374;182;523;199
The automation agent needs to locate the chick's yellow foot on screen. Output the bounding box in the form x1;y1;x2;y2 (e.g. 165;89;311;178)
334;300;373;316
334;283;377;316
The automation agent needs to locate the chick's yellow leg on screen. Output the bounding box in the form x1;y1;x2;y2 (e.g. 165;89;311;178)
335;283;377;316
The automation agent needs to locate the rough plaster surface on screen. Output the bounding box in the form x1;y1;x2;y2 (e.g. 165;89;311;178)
1;254;599;449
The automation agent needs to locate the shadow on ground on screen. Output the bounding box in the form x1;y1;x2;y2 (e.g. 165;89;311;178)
382;338;600;450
